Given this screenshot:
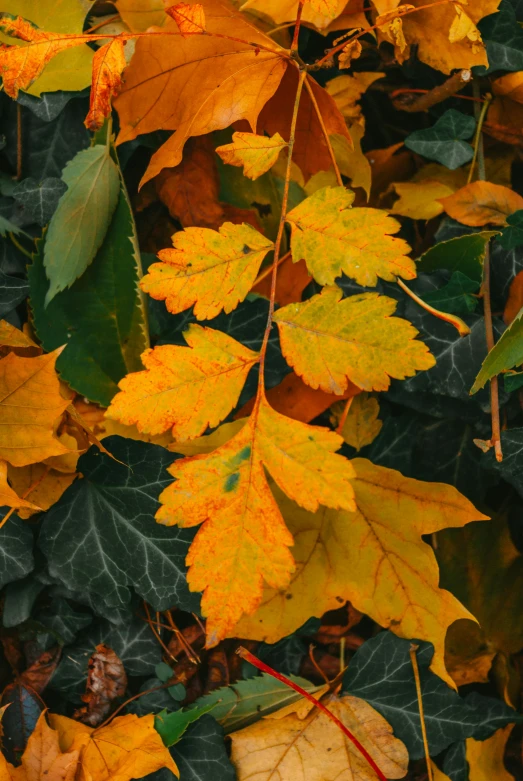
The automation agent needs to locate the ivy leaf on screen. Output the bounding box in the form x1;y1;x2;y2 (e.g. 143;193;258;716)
417;231;496;284
343;632;521;760
285;186;416;286
39;437;199;613
159;397;355;644
497;209;523;249
216;132;287;180
274;285;435;394
0;515;34;589
405;110;476;170
150;716;236;781
486;427;523;498
420;271;480;315
106;325;259;440
29;185;148;407
44;145;120;304
0;270;29;317
479;0;523;72
471;307;523;392
12;177;66;226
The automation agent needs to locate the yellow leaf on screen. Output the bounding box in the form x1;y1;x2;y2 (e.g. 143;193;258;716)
8;462;76;519
0;459;40;512
157;395;355;643
0;349;70;467
326;73;385;125
331;392;382;451
0;0;94;97
331;128;372;198
378;14;409;54
140;222;273;320
0;320;38;350
106;325;259;441
466;727;515;781
115;0;167;31
1;711;79;781
234;459;488;687
274;285;434;394
170;419;247;455
390;180;458;220
165;2;206;36
449;5;482;45
438;181;523;226
85;38;127;131
114;0;287;185
339;38;362;68
230;692;408;781
216;132;287;180
285;186;416;286
239;0;348;29
50;712;179;781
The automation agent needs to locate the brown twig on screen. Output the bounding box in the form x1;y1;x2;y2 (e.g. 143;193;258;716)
253;250;291;287
391;69;472;112
143;602;178;663
291;1;305;53
409;644;433;781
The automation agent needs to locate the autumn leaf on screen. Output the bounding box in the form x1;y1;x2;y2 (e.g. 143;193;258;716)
235;460;488;687
0;13;88;97
465;727;515;781
239;0;347;29
339;39;362;69
0;349;71;467
115;0;167;31
331;392;382;451
166;3;206;36
114;0;287;185
274;285;434;394
106;324;259;441
230;691;408;781
216;132;287;180
0;459;40;512
140;222;273;320
0;710;79;781
85;38;127;131
285;186;416;286
49;712;179;780
74;644;127;727
158;396;355;643
7;462;76;519
438;181;523;226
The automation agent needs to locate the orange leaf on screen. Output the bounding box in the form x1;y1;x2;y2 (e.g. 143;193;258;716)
74;644;127;727
503;270;523;325
0;14;87;97
85;38;127;131
438;181;523;227
0;710;79;781
166;3;206;36
0;459;40;512
252;256;312;305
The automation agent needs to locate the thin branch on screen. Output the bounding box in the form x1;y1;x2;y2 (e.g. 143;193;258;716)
391;69;472;112
466;92;492;186
291;1;305;53
304;76;343;187
237;647;388;781
253;250;291;288
397;279;471;337
409;644;433;781
143;601;178;663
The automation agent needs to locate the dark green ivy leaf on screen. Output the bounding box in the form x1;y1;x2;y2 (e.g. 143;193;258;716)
343;631;520;760
155;703;217;747
404;110;475;170
486;427;523;497
2;574;44;628
36;597;93;646
12;177;67;226
440;741;468;781
478;0;523;73
416;232;495;284
39;437;198;614
497;210;523;250
0;270;29;317
0;514;34;589
420;271;479;315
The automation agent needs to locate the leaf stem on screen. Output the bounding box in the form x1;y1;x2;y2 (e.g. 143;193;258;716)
396;278;471;337
409;644;433;781
303;75;343;187
256;67;307;397
336;396;354;436
253;250;291;288
236;647;388;781
291;1;305;53
466;92;491;186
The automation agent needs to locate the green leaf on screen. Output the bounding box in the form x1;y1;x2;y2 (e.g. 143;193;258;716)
440;741;467;781
0;515;34;589
404;110;475;170
2;574;44;628
13;177;67;226
38;437;199;614
191;673;323;734
30;185;148;406
151;716;236;781
486;427;523;498
44;145;120;303
471;307;523;393
343;631;520;760
155;703;217;747
36;597;92;646
479;0;523;73
420;271;480;315
504;370;523;393
417;232;496;284
0;270;30;317
498;209;523;250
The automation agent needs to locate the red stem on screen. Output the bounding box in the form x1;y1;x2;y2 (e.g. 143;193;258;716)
237;647;387;781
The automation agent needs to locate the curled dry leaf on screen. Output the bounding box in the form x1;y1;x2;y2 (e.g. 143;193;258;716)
75;644;127;727
85;38;127;131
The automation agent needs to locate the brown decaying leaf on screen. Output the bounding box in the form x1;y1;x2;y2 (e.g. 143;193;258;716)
74;644;127;727
85;38;127;131
503;270;523;325
18;647;61;696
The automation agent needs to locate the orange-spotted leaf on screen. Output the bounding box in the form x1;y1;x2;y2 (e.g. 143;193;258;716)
285;186;416;286
166;3;206;36
216;132;287;180
140;222;273;320
0;14;87;97
106;324;259;441
273;285;435;394
85;38;127;131
158;396;355;642
438;181;523;227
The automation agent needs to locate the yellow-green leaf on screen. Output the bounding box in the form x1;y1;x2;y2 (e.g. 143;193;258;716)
216;132;287;180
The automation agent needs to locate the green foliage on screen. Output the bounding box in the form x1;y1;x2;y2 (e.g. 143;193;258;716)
405;110;476;170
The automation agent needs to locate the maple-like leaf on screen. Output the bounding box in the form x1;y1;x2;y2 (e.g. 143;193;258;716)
49;712;179;780
274;286;435;394
106;325;259;441
234;460;489;686
0;13;87;97
331;392;382;452
285;186;416;286
114;0;287;185
230;691;408;781
239;0;348;29
0;349;71;467
0;710;79;781
216;132;287;180
8;462;76;519
166;3;206;36
158;396;355;643
0;459;40;512
140;222;273;320
85;38;127;131
438;181;523;227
